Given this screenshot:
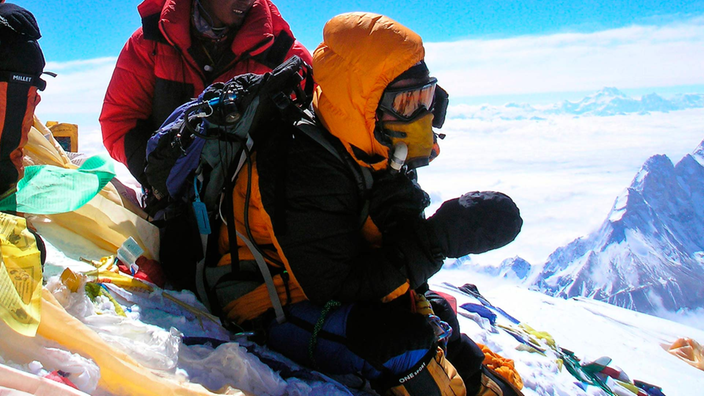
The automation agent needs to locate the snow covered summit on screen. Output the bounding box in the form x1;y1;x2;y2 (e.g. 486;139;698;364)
531;139;704;319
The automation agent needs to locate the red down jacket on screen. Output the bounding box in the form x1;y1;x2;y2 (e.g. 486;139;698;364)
99;0;311;187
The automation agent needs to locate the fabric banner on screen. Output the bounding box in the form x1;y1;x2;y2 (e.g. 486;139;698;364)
0;154;115;214
0;212;42;336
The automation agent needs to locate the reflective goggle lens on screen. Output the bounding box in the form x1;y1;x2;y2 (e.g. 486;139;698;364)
381;77;437;120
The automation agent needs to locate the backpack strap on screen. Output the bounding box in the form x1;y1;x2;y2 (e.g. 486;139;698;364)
294;115;373;226
206;135;287;324
251;31;295;70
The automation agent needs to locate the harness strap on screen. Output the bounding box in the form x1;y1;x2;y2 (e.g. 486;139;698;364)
235;227;286;324
294;117;373;226
194;235;211;310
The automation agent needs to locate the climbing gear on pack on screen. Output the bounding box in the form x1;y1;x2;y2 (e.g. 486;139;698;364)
0;2;49;194
427;314;453;352
146;55;312;320
145;55;372;326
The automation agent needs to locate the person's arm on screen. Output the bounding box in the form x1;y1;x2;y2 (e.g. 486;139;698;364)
262;130;522;304
100;29;157;186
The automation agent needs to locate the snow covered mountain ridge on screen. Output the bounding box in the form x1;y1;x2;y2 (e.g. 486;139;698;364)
529;139;704;323
448;87;704;120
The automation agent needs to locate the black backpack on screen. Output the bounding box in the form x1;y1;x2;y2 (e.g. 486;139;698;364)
144;56;371;322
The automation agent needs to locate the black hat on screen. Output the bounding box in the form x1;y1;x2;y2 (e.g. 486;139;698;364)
0;2;45;77
391;60;430;84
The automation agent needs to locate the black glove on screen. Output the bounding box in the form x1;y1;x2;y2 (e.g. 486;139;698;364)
427;191;522;258
369;171;430;232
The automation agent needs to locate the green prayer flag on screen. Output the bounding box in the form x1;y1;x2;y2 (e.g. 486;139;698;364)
0;154;116;214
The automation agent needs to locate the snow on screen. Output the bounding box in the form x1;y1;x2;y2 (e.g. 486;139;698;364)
608;190;628;222
430;270;704;396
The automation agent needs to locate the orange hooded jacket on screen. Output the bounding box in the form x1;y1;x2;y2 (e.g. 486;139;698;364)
218;13;428;324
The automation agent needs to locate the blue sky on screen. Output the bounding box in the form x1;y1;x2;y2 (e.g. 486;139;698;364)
10;0;704;128
13;0;704;63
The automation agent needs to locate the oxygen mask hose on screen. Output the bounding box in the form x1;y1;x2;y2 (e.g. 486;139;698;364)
389;142;408;173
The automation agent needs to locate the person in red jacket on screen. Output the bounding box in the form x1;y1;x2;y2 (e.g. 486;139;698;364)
100;0;311;199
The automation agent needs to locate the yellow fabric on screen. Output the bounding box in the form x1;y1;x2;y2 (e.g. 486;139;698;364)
429;347;466;396
22;118;159;260
519;323;556;348
478;343;524;390
0;212;42;336
37;288;244;396
381;281;410;304
613;379;643;394
412;290;434;316
24;119;75;169
666;337;704;371
312;12;426;171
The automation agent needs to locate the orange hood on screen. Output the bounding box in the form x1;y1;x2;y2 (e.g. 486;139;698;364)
312;13;425;171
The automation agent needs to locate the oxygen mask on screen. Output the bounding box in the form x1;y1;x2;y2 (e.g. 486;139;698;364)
381;110;435;169
377;75;448;170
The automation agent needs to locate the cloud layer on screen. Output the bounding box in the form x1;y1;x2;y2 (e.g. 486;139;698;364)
420;109;704;267
425;16;704;98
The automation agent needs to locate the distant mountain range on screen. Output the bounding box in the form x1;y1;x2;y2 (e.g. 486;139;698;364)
528;140;704;316
450;87;704;120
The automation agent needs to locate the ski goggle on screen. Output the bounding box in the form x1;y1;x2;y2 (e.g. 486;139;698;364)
379;77;437;121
